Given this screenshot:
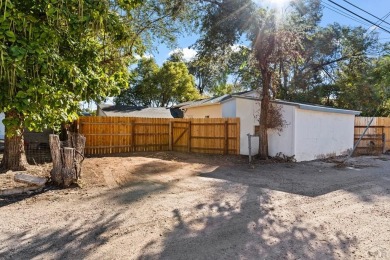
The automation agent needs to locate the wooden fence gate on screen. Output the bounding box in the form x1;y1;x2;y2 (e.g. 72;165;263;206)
171;121;190;152
77;117;240;156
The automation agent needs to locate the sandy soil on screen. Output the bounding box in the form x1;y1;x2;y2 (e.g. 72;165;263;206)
0;152;390;260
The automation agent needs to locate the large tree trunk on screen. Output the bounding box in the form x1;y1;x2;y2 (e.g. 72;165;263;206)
0;111;29;171
49;133;85;187
258;69;272;160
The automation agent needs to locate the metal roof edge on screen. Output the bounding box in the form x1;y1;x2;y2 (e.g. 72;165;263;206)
297;104;361;115
231;95;259;100
272;100;361;115
181;94;361;116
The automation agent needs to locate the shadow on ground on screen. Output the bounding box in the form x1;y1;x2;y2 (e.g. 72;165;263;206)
0;212;122;259
136;157;390;259
198;159;390;198
138;182;356;259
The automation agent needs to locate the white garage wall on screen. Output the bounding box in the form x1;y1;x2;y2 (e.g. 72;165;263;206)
184;104;222;118
294;109;355;161
221;99;236;118
0;113;4;139
234;98;260;155
268;104;295;158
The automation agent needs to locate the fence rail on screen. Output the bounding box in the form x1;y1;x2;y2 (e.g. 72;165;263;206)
354;117;390;154
77;117;240;155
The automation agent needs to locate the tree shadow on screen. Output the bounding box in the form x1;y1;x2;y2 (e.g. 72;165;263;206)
0;191;43;208
105;180;170;205
138;181;356;259
0;186;58;208
196;160;390;198
135;157;390;259
0;212;122;259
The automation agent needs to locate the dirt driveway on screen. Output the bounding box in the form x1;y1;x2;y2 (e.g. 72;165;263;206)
1;152;390;259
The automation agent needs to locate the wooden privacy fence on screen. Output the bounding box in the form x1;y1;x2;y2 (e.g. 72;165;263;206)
76;117;240;155
354;117;390;154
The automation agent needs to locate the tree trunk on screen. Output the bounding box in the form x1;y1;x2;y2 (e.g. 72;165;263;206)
258;69;272;160
61;147;76;187
0;111;29;171
49;133;85;187
49;135;62;184
68;132;86;180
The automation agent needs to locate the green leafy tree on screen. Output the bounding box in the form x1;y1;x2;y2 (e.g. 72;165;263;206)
187;55;230;95
115;59;199;107
129;0;197;51
115;58;160;106
277;23;382;106
335;54;390;116
157;61;199;106
0;0;145;170
0;0;198;170
227;46;261;92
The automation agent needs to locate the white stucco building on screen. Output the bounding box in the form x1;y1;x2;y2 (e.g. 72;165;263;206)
181;91;360;161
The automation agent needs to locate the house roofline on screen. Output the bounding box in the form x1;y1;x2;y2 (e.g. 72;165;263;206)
180;101;223;110
271;100;361;115
184;95;361;115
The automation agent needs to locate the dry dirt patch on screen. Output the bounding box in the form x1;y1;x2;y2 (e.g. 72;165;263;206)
0;152;389;260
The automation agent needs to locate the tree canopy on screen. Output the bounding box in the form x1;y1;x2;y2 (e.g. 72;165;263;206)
115;58;199;107
0;0;197;170
190;0;388;157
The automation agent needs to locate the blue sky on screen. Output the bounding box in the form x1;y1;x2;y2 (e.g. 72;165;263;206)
153;0;390;65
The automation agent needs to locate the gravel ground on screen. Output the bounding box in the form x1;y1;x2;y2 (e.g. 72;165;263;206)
0;152;389;260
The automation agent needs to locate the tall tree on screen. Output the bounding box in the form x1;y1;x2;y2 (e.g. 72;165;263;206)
157;61;199;106
115;58;160;106
115;59;199;106
0;0;144;170
252;8;309;158
335;53;390;116
227;46;261;92
196;0;321;158
0;0;198;171
280;24;381;104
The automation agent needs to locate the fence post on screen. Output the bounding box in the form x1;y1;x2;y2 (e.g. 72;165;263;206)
224;120;229;155
383;133;386;154
188;121;191;152
169;121;173;151
131;121;135;152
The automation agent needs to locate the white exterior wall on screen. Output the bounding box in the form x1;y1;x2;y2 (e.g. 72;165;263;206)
183;98;356;161
293;109;355;161
233;98;260;155
184;104;222;118
0;113;4;139
221;99;236;118
268;104;295;158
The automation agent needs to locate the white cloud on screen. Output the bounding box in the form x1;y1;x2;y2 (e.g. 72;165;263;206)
134;53;154;60
169;48;197;62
